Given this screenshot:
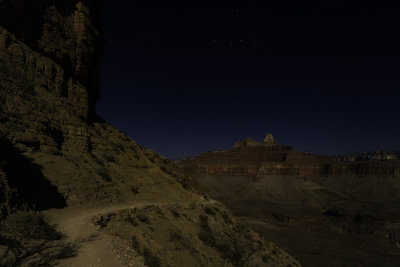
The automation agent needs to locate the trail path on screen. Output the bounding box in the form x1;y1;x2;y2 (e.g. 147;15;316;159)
42;200;216;266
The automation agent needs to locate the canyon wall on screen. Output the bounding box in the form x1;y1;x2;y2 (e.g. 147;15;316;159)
0;2;301;266
178;134;400;266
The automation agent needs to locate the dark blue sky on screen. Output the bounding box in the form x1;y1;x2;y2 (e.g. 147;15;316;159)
97;1;400;159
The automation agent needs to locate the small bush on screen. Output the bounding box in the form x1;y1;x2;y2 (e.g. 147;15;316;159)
199;215;210;230
169;230;193;251
204;207;216;216
137;214;151;224
113;142;126;153
143;248;161;267
198;215;216;246
103;153;116;163
222;211;232;224
0;211;62;240
198;230;216;247
262;254;271;263
127;214;139;227
133;152;140;160
131;235;140;251
131;186;139;195
97;167;111;182
170;208;180;218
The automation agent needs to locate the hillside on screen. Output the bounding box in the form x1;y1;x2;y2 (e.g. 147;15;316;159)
0;1;300;266
178;134;400;266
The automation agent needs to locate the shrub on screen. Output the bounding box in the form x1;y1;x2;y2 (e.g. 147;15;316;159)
137;213;151;224
0;211;62;240
198;231;216;247
97;167;111;182
199;215;210;230
103;153;116;163
170;208;180;218
222;211;232;224
113;142;126;153
262;254;271;263
130;186;139;195
169;229;194;251
143;248;161;267
204;206;216;216
131;235;140;251
127;214;139;227
198;215;216;247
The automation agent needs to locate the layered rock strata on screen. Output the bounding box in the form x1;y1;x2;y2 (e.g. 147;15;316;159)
0;2;300;266
178;134;400;266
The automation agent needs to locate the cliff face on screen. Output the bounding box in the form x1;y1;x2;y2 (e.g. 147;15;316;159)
335;151;400;162
178;134;400;266
179;134;400;204
0;0;103;116
0;2;300;266
0;0;105;217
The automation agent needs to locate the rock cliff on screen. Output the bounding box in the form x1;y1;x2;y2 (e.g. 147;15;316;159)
0;1;300;266
178;134;400;266
335;150;400;162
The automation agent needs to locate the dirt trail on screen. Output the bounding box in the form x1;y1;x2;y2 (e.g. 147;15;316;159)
43;200;216;266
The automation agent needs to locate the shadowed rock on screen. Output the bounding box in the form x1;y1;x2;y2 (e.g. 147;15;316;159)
0;137;67;215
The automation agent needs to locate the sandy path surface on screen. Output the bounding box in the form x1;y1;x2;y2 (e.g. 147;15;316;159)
42;202;172;267
42;200;216;266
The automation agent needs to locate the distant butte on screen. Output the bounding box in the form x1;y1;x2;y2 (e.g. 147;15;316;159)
177;134;400;267
233;133;280;149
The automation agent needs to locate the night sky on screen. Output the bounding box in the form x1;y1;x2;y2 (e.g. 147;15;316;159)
97;1;400;159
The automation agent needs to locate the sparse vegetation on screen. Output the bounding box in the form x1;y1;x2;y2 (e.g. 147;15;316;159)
112;142;126;153
132;149;141;160
262;254;271;263
131;235;140;251
143;248;161;267
222;211;233;224
103;153;116;163
137;213;151;224
198;215;216;247
204;206;216;216
170;208;180;218
169;229;190;250
0;211;62;240
130;185;139;195
96;166;112;182
216;224;264;266
127;214;139;227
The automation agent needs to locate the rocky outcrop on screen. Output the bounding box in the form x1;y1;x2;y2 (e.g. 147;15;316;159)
0;0;105;212
0;0;103;119
0;2;301;266
263;133;276;144
233;133;280;149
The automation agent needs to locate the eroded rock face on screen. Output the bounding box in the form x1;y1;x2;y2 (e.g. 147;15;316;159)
0;0;103;119
179;135;400;203
335;151;400;162
0;2;301;266
178;135;400;266
0;0;104;156
0;0;105;216
263;133;275;144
